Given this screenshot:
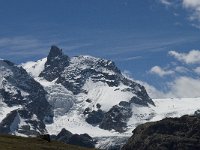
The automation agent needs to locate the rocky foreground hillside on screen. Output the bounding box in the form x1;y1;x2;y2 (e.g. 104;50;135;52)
122;115;200;150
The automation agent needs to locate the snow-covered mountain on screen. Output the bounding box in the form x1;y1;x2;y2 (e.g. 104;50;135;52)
22;45;154;133
1;45;200;149
0;59;53;136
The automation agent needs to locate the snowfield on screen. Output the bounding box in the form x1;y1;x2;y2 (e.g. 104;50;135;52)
45;97;200;137
126;97;200;133
21;58;200;137
80;78;135;112
45;97;200;149
21;58;47;77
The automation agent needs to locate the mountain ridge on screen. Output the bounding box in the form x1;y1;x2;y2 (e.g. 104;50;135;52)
23;45;154;133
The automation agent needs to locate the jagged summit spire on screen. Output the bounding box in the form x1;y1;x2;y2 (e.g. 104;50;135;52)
48;45;63;58
39;45;70;81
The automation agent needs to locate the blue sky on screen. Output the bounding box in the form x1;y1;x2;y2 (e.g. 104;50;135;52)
1;0;200;98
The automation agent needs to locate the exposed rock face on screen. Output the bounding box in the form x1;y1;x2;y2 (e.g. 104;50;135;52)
85;109;104;125
55;128;73;143
194;109;200;117
0;59;53;135
99;103;132;132
53;128;95;148
0;109;46;135
68;133;95;148
122;115;200;150
39;45;70;81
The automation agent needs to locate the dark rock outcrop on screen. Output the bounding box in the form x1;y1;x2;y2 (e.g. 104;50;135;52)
194;109;200;117
85;109;104;125
122;115;200;150
0;59;53;136
0;109;47;136
99;104;132;132
68;133;95;148
0;110;19;134
39;45;70;81
1;60;53;122
55;128;73;143
53;128;95;148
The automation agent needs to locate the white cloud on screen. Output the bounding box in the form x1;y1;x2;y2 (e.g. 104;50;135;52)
182;0;200;22
167;76;200;98
141;76;200;98
136;80;167;99
124;68;200;98
159;0;200;28
146;49;200;98
194;67;200;74
131;76;200;98
182;0;200;10
169;50;200;64
174;66;189;73
150;66;174;77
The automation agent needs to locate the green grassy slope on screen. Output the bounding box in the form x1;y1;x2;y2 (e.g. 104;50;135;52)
0;134;95;150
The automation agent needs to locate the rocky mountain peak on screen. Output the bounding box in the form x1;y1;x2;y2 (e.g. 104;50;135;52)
39;46;70;81
48;45;63;59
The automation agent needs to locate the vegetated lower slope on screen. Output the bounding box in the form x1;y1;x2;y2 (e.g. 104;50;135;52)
0;134;95;150
122;115;200;150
